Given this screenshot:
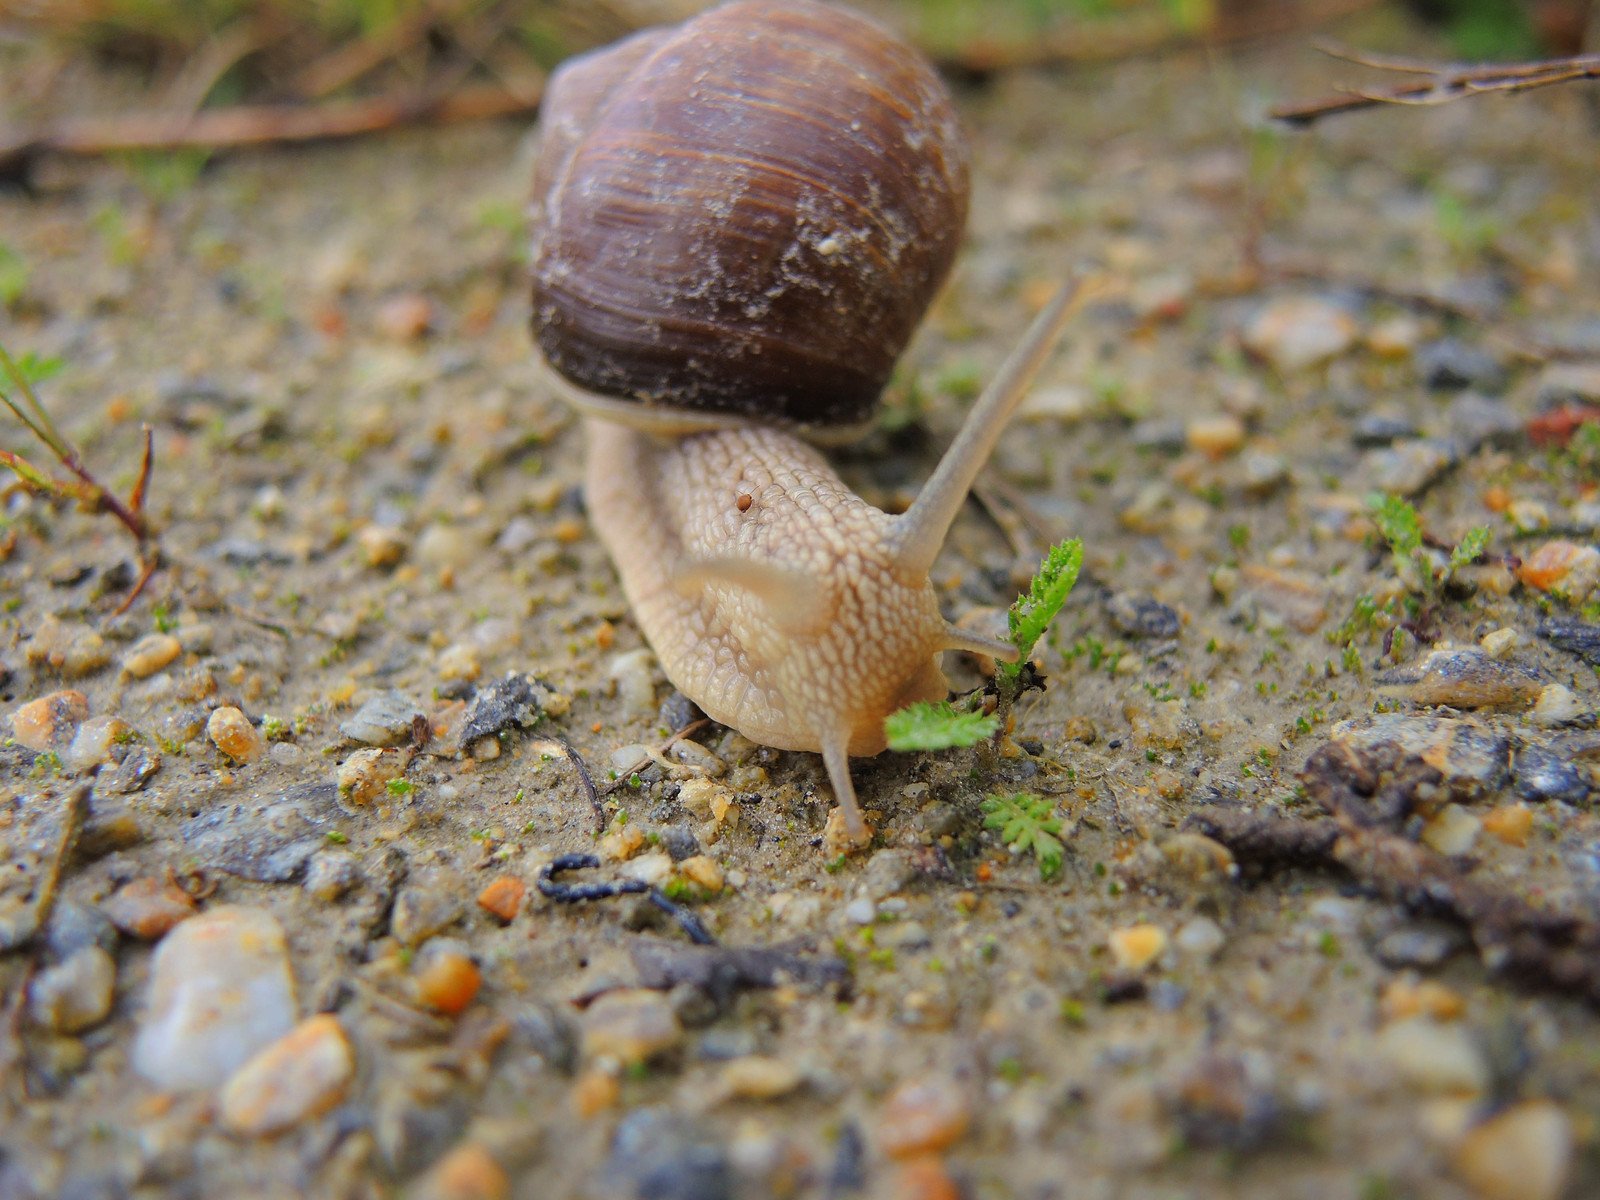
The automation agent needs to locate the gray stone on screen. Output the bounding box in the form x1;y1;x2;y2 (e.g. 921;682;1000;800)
1418;338;1506;391
339;690;424;747
29;946;116;1034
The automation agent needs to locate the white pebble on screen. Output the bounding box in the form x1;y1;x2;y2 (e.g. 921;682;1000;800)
1378;1017;1488;1096
131;906;297;1091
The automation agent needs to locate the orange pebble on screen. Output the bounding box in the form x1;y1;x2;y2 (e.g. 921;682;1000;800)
572;1069;621;1118
878;1077;971;1160
415;945;482;1016
1481;485;1511;514
476;875;526;923
1482;803;1533;847
415;1142;509;1200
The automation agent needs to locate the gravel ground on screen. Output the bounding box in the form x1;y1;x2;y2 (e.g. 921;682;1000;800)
3;8;1600;1199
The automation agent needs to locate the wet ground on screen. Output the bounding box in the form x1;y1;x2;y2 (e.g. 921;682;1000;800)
3;6;1600;1199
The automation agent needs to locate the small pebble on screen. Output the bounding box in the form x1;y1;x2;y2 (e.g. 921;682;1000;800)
581;989;683;1065
120;633;181;679
1174;916;1226;961
1332;715;1510;798
1421;805;1481;856
208;706;264;763
376;291;435;341
1444;392;1520;454
10;689;89;752
1513;746;1591;804
1362;439;1456;496
1108;923;1167;971
219;1014;355;1137
337;747;410;805
29;946;116;1034
1478;628;1518;659
391;875;466;947
411;1142;511;1200
340;690;425;747
131;905;297;1091
715;1055;804;1102
304;849;360;902
1242;295;1359;372
1517;541;1600;602
24;616;110;677
1417;338;1505;391
1185;414;1246;459
1366;314;1422;358
1481;804;1532;847
602;826;647;861
1377;1016;1488;1095
572;1069;622;1118
892;1157;961;1200
102;877;197;939
44;900;117;960
414;940;482;1016
476;875;526;923
1531;683;1584;728
678;855;725;894
357;524;409;568
1352;412;1419;446
1379;979;1465;1023
62;715;132;774
877;1076;972;1160
1105;592;1181;640
1452;1100;1572;1200
1373;648;1543;709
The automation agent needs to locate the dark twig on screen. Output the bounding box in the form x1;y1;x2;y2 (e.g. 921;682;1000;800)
537;853;715;945
534;736;605;834
1273;45;1600;126
1199;743;1600;1005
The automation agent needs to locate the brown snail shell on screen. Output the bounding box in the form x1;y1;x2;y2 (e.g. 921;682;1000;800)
529;0;970;434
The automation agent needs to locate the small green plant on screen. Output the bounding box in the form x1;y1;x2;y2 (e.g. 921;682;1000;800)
1369;493;1488;601
1000;537;1084;687
884;700;998;751
981;792;1065;882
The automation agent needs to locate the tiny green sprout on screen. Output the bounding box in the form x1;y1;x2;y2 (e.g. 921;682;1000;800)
152;601;178;634
981;793;1065;882
324;830;349;844
1060;998;1087;1027
1000;538;1084;687
823;853;849;875
1318;931;1342;959
261;714;288;741
387;778;414;797
885;700;998;751
867;947;895;969
1188;680;1208;699
995;1058;1024;1083
30;749;62;777
1227;523;1250;551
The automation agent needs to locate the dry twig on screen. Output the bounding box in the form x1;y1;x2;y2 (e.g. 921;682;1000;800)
0;80;541;185
1273;43;1600;126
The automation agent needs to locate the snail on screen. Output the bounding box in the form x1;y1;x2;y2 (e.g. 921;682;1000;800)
529;0;1078;845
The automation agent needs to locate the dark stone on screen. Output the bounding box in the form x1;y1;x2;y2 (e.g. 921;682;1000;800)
1351;413;1418;447
656;691;704;734
1538;618;1600;666
600;1109;732;1200
460;673;554;745
1105;591;1181;640
1417;338;1506;392
1514;746;1592;805
656;826;701;862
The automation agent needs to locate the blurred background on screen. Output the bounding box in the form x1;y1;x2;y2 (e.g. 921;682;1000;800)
0;0;1594;138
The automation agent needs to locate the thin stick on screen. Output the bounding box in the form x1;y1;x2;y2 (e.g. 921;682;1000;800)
0;80;542;182
1273;48;1600;126
598;717;713;797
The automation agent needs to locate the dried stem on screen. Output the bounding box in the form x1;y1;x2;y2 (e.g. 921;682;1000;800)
0;80;542;185
1273;45;1600;126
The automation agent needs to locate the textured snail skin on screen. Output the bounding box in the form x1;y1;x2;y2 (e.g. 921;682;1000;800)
580;288;1080;843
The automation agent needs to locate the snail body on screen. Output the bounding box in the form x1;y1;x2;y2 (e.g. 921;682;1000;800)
532;0;1077;842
